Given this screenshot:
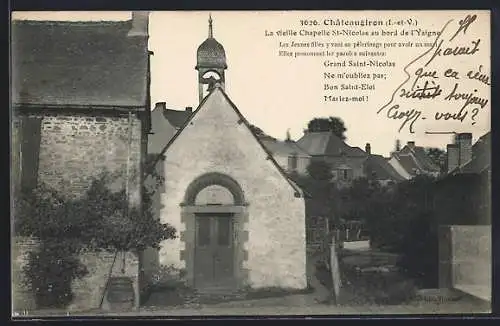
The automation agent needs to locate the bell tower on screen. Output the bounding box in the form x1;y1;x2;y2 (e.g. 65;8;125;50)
195;14;228;103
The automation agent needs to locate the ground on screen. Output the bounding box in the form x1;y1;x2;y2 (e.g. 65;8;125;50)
16;246;490;317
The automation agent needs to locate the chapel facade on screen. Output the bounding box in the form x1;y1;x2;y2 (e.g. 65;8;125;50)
148;16;308;293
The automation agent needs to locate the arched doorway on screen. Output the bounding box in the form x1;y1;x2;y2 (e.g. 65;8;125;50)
180;172;248;292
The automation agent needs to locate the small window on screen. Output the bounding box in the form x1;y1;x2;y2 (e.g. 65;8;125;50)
288;154;298;171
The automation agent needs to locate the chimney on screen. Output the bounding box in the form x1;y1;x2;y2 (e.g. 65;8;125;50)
365;143;371;155
447;144;459;172
154;102;166;111
128;11;149;37
456;133;473;167
185;107;193;113
407;141;415;149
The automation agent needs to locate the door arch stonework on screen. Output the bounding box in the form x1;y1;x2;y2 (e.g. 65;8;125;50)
180;172;249;290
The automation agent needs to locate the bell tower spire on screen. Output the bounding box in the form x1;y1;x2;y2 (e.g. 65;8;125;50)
208;13;213;38
196;14;228;103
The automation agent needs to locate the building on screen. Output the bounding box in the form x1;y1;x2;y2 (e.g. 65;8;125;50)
296;131;367;185
259;137;311;175
434;132;491;303
147;16;307;293
388;141;441;180
434;132;491;226
363;143;406;186
295;132;405;186
11;12;152;310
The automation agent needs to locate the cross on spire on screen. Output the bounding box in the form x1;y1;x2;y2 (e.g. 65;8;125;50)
208;13;213;38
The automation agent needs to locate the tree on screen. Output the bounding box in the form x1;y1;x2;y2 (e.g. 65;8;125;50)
425;147;447;173
306;160;333;181
307;117;347;140
14;165;176;308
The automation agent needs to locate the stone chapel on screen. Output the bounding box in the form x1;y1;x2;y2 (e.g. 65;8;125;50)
146;16;308;293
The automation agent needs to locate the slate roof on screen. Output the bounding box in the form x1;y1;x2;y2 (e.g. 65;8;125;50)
393;153;424;176
296;132;367;157
148;106;193;154
260;139;310;157
11;19;149;109
392;144;440;177
364;154;405;182
163;109;192;128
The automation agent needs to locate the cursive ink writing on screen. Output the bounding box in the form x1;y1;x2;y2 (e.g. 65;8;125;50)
435;107;468;122
426;38;481;66
400;80;442;99
444;68;460;79
411;67;439;90
386;105;423;133
444;83;489;110
449;14;477;41
466;65;490;85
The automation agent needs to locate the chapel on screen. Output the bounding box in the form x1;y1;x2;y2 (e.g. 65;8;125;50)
147;15;308;293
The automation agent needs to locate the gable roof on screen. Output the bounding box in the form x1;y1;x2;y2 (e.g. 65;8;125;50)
365;154;406;182
260;139;310;157
11;19;149;109
393;144;441;176
149;86;308;198
393;153;424;177
296;131;366;157
164;109;192;128
148;106;193;154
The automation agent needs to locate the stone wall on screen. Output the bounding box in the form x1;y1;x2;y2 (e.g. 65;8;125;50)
439;225;491;302
11;237;40;313
69;251;140;311
13;110;147;311
33;111;143;203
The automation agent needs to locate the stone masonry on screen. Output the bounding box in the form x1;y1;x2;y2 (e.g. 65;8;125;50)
13;110;146;311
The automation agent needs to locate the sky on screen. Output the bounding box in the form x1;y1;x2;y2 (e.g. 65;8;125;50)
12;11;491;157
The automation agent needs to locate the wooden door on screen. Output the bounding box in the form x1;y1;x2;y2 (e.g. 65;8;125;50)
194;214;234;289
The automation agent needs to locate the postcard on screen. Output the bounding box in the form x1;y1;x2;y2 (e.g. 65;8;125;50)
11;10;491;317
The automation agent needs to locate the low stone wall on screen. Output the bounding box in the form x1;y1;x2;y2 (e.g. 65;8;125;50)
12;236;142;313
439;225;491;302
12;237;40;313
69;251;140;312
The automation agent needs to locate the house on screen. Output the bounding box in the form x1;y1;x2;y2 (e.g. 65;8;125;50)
146;16;307;292
260;137;311;175
296;131;367;185
148;102;193;155
388;141;441;179
295;132;405;186
434;132;491;226
11;12;152;310
363;143;406;186
434;131;491;303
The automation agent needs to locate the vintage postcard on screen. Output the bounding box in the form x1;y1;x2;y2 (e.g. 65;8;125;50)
11;10;491;317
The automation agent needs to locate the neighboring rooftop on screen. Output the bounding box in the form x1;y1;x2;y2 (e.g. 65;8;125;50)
296;132;366;157
260;138;310;157
365;154;406;182
11;18;149;108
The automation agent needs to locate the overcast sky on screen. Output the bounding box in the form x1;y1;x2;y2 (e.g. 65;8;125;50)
12;11;491;156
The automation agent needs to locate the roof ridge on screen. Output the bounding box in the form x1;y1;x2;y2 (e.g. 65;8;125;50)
148;87;307;198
